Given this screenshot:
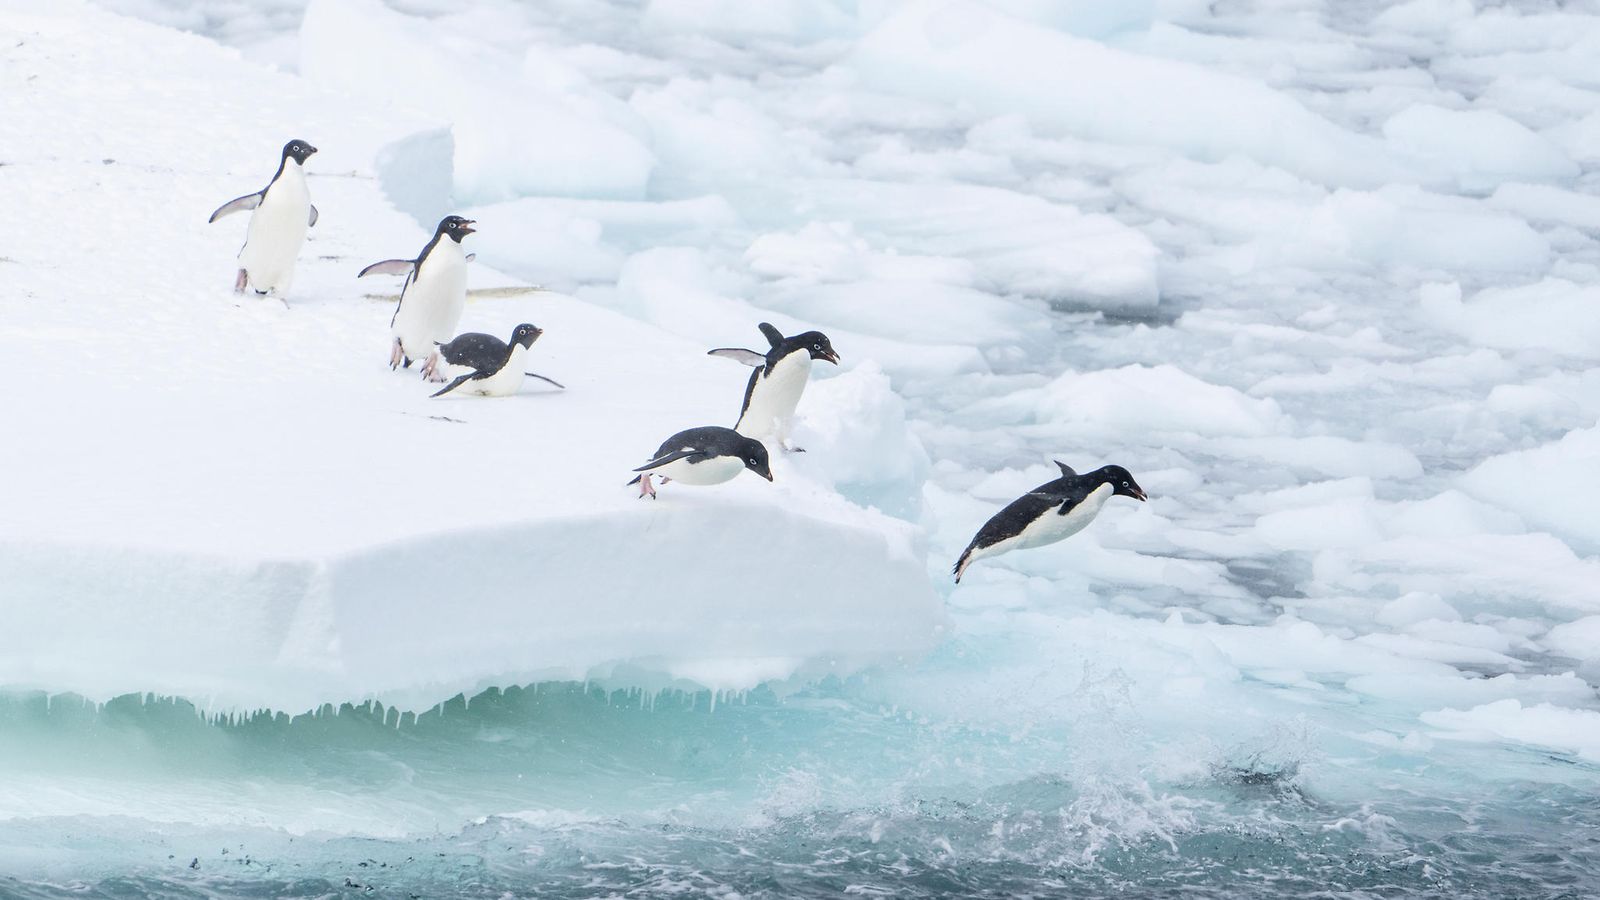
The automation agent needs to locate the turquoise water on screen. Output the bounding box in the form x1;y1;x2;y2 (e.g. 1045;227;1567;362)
2;683;1596;897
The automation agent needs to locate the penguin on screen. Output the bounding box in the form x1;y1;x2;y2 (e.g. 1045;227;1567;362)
430;324;566;398
358;215;478;380
953;462;1147;583
708;323;839;451
627;426;774;499
208;139;318;298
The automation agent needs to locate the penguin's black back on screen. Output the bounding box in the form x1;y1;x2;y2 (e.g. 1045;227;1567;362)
437;332;510;374
654;425;750;461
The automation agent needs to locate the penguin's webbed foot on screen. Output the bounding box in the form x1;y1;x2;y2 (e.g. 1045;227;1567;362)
638;473;657;499
233;269;248;294
389;339;404;370
420;352;446;382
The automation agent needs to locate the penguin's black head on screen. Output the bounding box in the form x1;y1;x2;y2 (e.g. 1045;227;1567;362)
510;323;542;349
1100;465;1147;501
437;215;477;242
739;437;774;482
796;331;839;364
282;140;317;164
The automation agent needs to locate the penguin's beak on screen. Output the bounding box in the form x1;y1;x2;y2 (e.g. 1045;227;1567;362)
1131;486;1148;502
763;471;775;481
306;145;318;156
822;349;840;365
459;220;477;235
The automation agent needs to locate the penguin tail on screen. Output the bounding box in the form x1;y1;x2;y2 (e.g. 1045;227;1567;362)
953;544;977;584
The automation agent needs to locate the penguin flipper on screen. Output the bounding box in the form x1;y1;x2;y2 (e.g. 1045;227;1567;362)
632;448;710;473
524;373;566;389
359;258;416;278
465;253;476;263
708;348;767;367
308;205;319;227
430;372;478;398
208;192;261;223
757;322;785;348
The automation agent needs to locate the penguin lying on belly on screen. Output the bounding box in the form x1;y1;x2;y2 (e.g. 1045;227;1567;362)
953;462;1147;583
708;323;839;452
628;426;773;499
430;324;565;398
358;215;477;381
208;139;318;300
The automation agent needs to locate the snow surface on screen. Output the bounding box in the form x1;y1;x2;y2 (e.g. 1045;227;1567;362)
0;1;942;713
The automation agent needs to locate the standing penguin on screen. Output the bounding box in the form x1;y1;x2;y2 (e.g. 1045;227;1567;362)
627;426;773;499
358;215;477;380
708;323;839;451
953;462;1146;583
208;139;318;298
430;324;565;398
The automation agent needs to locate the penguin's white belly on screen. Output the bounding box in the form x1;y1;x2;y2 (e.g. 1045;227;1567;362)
239;172;309;294
656;454;745;486
393;250;467;361
448;345;527;397
1015;484;1112;549
735;353;812;438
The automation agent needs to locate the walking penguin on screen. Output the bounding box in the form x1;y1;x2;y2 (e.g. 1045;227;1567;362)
208;139;318;299
708;323;838;451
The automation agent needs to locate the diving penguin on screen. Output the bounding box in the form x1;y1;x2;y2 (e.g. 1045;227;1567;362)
708;323;839;451
953;462;1147;583
430;324;566;398
358;215;477;381
207;139;318;298
628;426;773;499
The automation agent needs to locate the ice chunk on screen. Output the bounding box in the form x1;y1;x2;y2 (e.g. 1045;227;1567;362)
795;180;1160;309
1384;104;1579;189
1422;700;1600;762
1421;279;1600;357
1118;161;1550;273
1461;426;1600;547
794;362;931;520
1371;0;1476;34
850;0;1404;187
1544;616;1600;662
642;0;853;41
1376;593;1461;629
977;0;1155;37
1486;182;1600;230
299;0;654;203
1035;365;1286;438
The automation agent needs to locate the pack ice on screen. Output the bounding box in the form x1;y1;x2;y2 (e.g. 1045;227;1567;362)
0;3;943;715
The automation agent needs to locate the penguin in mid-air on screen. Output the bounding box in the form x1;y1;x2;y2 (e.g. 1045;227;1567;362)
628;426;773;499
953;462;1146;583
708;323;839;451
358;215;477;380
430;324;566;398
208;139;318;298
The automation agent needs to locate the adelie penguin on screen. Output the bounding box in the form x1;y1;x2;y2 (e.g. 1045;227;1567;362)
708;323;839;451
953;462;1147;584
208;139;318;299
628;426;773;499
430;324;566;398
359;215;477;381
